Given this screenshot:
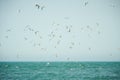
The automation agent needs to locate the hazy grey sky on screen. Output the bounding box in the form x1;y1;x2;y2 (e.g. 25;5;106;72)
0;0;120;61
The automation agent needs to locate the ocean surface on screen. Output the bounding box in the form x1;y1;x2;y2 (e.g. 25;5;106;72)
0;62;120;80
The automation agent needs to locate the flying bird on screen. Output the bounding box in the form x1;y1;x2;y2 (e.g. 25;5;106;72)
85;2;88;6
7;29;11;32
5;36;8;38
35;4;40;9
68;28;71;32
55;54;58;58
59;35;62;38
67;57;70;61
18;9;21;13
98;31;100;34
69;46;72;49
41;6;45;10
24;37;27;40
71;42;75;45
89;48;91;51
64;17;69;20
35;31;39;35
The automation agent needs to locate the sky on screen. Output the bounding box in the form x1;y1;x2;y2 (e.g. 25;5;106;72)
0;0;120;61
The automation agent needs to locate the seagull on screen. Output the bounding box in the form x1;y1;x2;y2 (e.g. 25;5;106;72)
55;54;58;58
7;29;11;32
38;43;40;46
68;28;71;32
66;26;68;29
69;46;72;49
35;4;40;9
39;36;42;39
24;37;27;40
5;36;8;38
41;6;45;10
89;48;91;51
35;31;39;35
118;48;120;51
64;17;69;20
86;25;90;29
67;57;70;61
59;35;62;38
96;23;99;26
98;31;100;34
18;9;21;13
57;40;60;45
54;46;56;48
71;42;74;45
17;54;19;59
28;28;34;31
85;1;88;6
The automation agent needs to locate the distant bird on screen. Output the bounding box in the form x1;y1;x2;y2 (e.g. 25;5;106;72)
17;54;19;59
96;23;99;26
89;48;91;51
55;54;58;58
57;40;60;44
68;28;71;32
35;31;39;35
35;4;40;9
66;26;68;29
41;6;45;10
52;34;55;37
64;17;69;20
39;36;42;39
70;25;72;28
86;25;90;29
85;2;88;6
81;27;84;30
18;9;21;13
5;36;8;38
54;46;56;48
69;46;72;49
57;24;60;26
7;29;11;32
33;43;36;47
67;57;70;61
118;48;120;51
71;42;75;45
38;43;40;46
98;31;101;34
24;37;27;40
28;28;32;31
59;35;62;38
110;4;115;8
110;54;112;56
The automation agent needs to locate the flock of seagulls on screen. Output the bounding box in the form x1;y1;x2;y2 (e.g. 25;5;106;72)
0;1;119;61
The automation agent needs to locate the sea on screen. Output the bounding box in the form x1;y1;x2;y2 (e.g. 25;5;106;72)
0;62;120;80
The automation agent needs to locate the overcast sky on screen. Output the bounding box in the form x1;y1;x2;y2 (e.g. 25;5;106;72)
0;0;120;61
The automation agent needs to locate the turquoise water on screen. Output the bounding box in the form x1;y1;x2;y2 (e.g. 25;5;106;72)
0;62;120;80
